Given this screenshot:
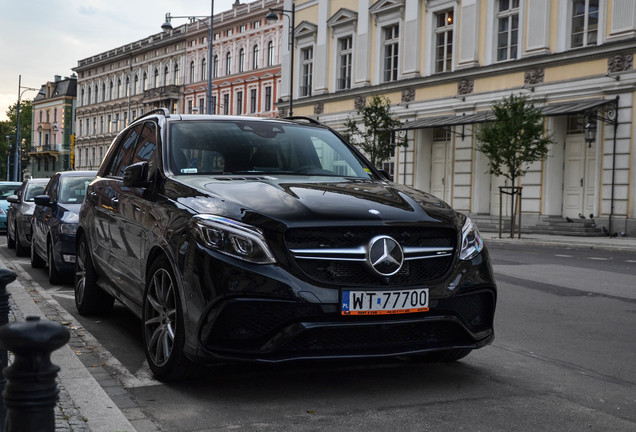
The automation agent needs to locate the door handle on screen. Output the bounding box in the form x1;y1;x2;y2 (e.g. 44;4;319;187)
111;196;119;205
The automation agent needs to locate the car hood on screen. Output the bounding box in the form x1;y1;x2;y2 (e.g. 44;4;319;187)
172;175;458;229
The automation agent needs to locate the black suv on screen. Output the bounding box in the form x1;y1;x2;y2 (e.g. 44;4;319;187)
76;109;496;380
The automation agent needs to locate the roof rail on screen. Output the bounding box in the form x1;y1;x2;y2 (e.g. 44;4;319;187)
136;108;171;122
285;116;324;126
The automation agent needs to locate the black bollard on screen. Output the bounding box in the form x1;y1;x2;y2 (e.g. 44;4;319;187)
0;316;70;432
0;268;17;427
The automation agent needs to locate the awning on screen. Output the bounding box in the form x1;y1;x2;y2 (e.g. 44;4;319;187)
396;97;617;131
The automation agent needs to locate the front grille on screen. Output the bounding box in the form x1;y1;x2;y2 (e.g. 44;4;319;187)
285;226;456;286
282;321;469;353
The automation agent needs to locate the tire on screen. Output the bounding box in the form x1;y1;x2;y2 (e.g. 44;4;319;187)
48;241;63;285
7;224;15;249
74;234;114;315
15;225;29;257
142;256;193;381
30;238;46;269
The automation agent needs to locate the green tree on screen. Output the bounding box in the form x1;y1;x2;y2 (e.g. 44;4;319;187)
344;95;404;167
5;100;33;179
476;93;553;237
0;120;12;180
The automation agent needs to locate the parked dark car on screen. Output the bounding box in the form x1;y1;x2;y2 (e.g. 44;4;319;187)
6;178;50;256
76;109;496;381
31;171;97;284
0;181;22;232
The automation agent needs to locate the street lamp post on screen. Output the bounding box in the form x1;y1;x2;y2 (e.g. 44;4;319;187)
14;75;41;182
162;1;214;114
266;4;295;117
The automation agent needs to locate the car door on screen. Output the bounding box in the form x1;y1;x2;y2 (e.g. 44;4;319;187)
88;125;142;286
110;121;159;305
32;175;59;261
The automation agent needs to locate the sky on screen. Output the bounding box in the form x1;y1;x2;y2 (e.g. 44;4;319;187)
0;0;237;122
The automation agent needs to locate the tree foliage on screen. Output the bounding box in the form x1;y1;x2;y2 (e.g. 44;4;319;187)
2;100;33;179
344;95;404;167
476;93;552;188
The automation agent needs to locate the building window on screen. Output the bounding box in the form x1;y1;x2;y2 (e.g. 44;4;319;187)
236;91;243;115
253;45;259;69
264;86;272;111
301;47;313;97
188;99;193;114
435;10;454;73
174;63;179;85
383;24;399;82
199;98;205;114
213;55;219;78
102;83;106;102
239;48;245;72
337;36;353;90
267;41;274;66
190;61;195;82
225;52;232;75
201;58;207;81
117;79;122;97
223;94;230;115
133;75;138;95
88;87;92;105
154;69;159;88
143;73;148;91
125;77;130;97
571;0;598;48
253;20;260;29
212;95;217;114
250;88;257;113
164;67;169;86
497;0;519;61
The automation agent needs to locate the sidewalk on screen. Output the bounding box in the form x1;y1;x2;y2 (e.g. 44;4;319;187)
1;232;634;432
0;253;154;432
481;231;636;252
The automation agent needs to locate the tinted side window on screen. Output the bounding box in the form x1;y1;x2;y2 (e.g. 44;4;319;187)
132;122;157;164
45;176;59;201
107;125;142;177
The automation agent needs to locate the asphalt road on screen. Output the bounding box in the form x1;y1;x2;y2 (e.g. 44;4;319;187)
2;239;635;432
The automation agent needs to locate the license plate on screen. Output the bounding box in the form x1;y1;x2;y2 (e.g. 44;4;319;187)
341;288;429;316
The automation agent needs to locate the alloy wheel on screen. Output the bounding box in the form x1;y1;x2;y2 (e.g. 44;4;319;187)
144;268;177;368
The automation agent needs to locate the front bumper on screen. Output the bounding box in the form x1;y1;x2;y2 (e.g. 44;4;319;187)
182;245;496;363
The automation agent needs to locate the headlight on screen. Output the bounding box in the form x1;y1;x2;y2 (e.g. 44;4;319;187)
191;215;276;264
459;216;483;260
60;223;78;235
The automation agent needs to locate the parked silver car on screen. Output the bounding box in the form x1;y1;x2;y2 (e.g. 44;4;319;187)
6;178;50;256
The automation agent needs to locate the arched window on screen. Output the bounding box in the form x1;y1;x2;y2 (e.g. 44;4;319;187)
154;68;159;88
80;88;85;106
117;79;121;98
88;87;92;105
267;41;274;66
125;77;130;97
201;58;207;81
189;61;195;82
225;52;232;75
133;75;139;95
143;73;148;91
174;63;179;85
110;80;114;99
102;83;106;101
252;45;259;69
164;66;169;86
94;85;98;103
213;55;219;78
239;48;245;72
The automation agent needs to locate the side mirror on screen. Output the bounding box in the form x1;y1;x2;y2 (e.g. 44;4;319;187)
123;161;149;188
34;195;52;207
6;195;19;204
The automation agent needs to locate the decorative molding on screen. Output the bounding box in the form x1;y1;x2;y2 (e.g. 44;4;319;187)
524;68;545;85
401;88;415;103
457;79;474;95
354;96;366;110
607;54;633;72
313;103;324;115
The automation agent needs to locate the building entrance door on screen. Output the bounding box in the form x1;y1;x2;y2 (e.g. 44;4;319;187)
562;135;596;218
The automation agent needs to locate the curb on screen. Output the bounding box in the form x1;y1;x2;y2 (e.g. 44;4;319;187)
0;255;137;432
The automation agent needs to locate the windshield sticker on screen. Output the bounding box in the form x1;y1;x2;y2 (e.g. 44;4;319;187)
181;168;198;174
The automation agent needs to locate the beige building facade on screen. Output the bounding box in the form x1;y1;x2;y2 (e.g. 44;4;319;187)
284;0;636;235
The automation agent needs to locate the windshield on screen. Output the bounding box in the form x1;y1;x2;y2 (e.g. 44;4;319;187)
24;181;48;202
59;176;93;204
168;120;374;179
0;184;19;200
